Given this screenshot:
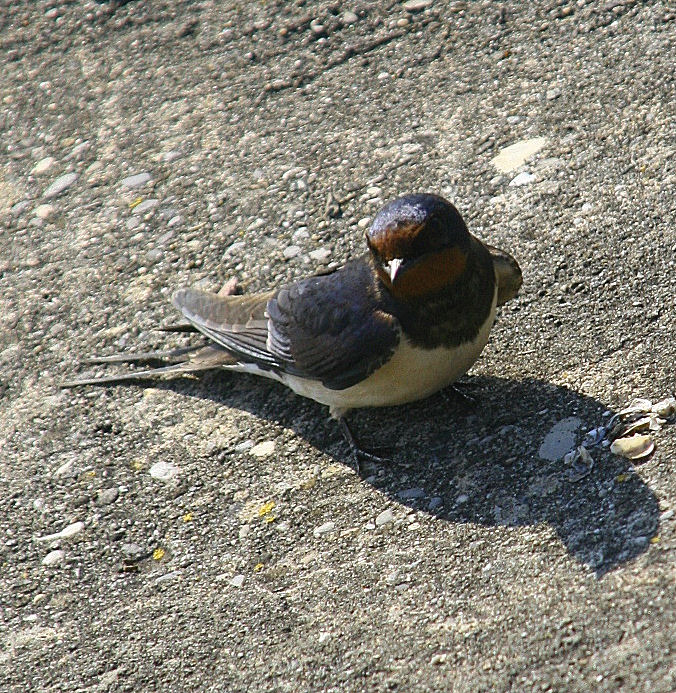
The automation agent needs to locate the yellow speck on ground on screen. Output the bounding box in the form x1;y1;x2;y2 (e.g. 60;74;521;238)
153;548;166;561
183;512;193;522
258;500;275;517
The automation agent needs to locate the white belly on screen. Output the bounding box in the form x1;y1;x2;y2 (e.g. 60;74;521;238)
231;287;498;418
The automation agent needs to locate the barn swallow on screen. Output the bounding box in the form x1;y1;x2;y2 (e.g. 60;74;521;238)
63;193;522;469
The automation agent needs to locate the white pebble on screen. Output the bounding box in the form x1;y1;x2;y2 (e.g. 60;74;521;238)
149;461;178;481
375;509;394;526
36;521;85;543
230;574;245;588
31;156;56;175
250;440;275;458
313;521;336;537
120;172;152;188
509;171;536;187
34;204;55;220
42;549;65;567
42;172;78;199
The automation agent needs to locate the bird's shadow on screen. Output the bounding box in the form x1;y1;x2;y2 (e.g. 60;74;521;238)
125;371;659;577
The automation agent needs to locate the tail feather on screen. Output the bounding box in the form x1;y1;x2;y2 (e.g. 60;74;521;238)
61;344;236;389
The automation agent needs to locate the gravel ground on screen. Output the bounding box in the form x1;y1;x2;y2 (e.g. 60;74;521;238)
2;1;676;691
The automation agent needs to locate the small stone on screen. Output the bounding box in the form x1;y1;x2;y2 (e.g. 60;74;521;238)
68;142;90;160
313;521;336;537
342;11;358;24
121;543;147;561
428;497;443;510
145;248;163;264
42;550;65;567
235;439;254;452
134;199;159;214
149;461;178;481
34;204;55;220
397;487;425;499
97;487;119;505
546;87;562;100
309;247;331;263
491;137;547;173
283;245;301;259
430;653;447;665
375;509;394;526
230;574;245;588
36;521;85;543
42;172;78;199
357;217;371;228
403;0;433;12
120;172;152;189
250;440;275;458
539;417;581;461
509;171;536;187
31;156;56;175
455;494;469;505
161;150;182;162
167;215;183;227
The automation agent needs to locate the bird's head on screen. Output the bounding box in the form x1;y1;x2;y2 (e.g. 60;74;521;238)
366;193;471;299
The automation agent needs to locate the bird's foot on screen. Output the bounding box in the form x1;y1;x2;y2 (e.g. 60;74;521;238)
339;418;392;475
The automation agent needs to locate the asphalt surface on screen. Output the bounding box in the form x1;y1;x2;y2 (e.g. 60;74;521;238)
2;1;676;691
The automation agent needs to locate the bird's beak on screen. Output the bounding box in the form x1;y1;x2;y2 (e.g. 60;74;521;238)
387;258;403;283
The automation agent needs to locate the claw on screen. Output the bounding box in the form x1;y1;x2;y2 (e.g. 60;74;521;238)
339;418;392;474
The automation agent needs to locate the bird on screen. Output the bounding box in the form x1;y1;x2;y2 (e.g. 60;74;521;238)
63;193;522;470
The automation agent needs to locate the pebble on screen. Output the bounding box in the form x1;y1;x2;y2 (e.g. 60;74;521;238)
509;171;536;187
357;217;371;229
309;247;331;263
546;87;562;100
167;215;183;227
397;487;425;500
149;461;179;481
120;172;152;189
403;0;433;11
250;440;275;458
134;199;159;214
42;549;65;567
34;204;55;220
538;417;581;461
121;543;146;561
313;521;336;537
42;172;78;199
69;141;90;160
36;521;85;543
155;571;181;585
31;156;56;175
283;245;301;259
230;574;245;588
97;487;119;505
342;11;358;24
145;248;163;264
491;137;547;173
428;497;443;510
456;494;469;505
161;150;182;162
375;509;394;526
235;439;254;452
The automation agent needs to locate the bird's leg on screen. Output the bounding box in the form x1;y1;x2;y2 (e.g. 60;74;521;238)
339;418;392;474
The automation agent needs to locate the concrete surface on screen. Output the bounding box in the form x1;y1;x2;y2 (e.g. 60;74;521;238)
1;0;675;690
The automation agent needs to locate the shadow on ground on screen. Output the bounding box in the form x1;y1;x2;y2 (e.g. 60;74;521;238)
75;368;660;577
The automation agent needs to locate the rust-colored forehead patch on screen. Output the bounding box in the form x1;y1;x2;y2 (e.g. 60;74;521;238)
377;246;468;299
368;222;423;260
